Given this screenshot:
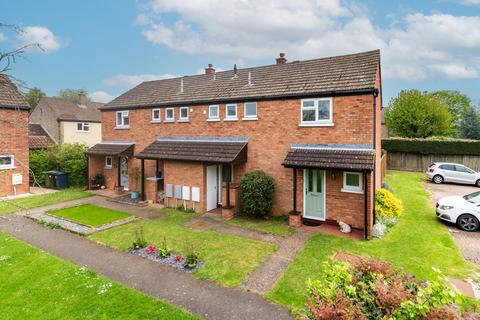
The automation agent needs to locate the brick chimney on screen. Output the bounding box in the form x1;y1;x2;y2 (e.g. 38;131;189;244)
276;53;287;64
205;64;215;75
78;90;87;105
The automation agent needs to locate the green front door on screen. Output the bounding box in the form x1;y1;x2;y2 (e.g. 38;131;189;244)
304;169;325;220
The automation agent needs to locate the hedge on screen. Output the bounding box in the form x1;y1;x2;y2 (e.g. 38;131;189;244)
382;137;480;155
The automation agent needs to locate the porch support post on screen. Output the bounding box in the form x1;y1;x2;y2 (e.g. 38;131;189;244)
156;159;159;174
364;170;369;240
86;155;90;190
292;168;297;212
226;180;231;208
117;156;121;187
141;159;145;201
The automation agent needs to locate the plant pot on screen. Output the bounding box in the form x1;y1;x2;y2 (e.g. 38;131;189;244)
131;191;139;199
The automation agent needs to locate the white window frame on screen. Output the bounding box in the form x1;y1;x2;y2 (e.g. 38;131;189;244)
342;171;363;194
179;107;189;122
300;97;333;126
115;110;130;128
225;103;238;121
243;102;258;120
151;108;161;123
0;155;14;170
76;122;90;132
207;105;220;121
105;156;113;169
165;108;175;122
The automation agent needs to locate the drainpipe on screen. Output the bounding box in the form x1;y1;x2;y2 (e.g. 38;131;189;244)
364;170;368;239
141;159;145;201
373;89;379;224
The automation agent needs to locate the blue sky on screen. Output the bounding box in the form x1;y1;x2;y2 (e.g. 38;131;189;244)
2;0;480;105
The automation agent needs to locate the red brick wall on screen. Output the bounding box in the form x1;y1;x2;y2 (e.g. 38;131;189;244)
0;109;29;196
88;155;119;189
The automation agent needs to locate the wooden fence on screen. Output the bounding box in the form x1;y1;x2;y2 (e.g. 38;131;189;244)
386;152;480;172
380;152;387;181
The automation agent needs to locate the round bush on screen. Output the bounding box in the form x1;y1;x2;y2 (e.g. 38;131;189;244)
376;188;403;219
240;170;275;217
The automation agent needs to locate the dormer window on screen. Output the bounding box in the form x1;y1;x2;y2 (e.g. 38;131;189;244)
300;98;333;126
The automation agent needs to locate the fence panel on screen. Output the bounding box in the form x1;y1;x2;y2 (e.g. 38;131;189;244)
386;152;480;172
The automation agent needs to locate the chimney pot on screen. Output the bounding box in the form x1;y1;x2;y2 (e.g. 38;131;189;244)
205;64;215;75
78;90;87;105
276;53;287;64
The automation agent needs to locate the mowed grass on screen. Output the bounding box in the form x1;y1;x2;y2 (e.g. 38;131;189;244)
267;171;477;309
48;204;132;227
0;188;92;215
89;208;276;287
0;232;199;320
227;215;294;236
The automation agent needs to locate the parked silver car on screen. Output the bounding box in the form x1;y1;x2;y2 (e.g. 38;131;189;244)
426;162;480;187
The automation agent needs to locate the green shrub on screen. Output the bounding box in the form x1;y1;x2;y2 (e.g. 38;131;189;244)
184;243;199;269
29;149;54;186
382;137;480;155
240;170;275;217
376;188;403;219
131;226;147;249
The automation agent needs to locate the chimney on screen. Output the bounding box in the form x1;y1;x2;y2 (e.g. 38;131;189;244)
205;63;215;75
276;53;287;64
78;90;87;105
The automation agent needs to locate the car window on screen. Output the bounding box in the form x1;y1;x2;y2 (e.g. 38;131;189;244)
439;164;455;171
455;165;473;173
464;192;480;204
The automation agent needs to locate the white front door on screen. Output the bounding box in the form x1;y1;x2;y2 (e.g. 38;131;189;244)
303;169;326;220
120;157;129;191
206;165;218;211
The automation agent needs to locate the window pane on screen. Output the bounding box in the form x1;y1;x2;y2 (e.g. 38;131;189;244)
318;100;330;120
227;105;236;117
123;115;129;125
84;123;89;131
166;109;173;119
245;103;257;117
209;106;218;118
308;170;313;192
316;170;322;192
116;112;122;125
0;156;12;165
77;123;82;130
180;108;188;119
346;173;360;187
303;100;314;108
153;109;160;119
302;109;315;122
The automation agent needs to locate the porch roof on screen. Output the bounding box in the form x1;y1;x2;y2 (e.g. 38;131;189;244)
282;144;375;171
136;136;248;164
86;142;134;156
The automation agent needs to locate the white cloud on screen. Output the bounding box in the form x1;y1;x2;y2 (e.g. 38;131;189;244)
0;32;6;42
138;0;480;81
103;73;177;88
19;26;63;53
458;0;480;5
89;91;116;103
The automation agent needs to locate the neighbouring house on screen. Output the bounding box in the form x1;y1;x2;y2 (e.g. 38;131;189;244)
0;74;30;196
86;50;382;238
29;92;102;147
28;123;56;150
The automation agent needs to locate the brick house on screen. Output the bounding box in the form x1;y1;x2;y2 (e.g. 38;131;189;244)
29;92;102;147
86;50;382;237
0;75;30;196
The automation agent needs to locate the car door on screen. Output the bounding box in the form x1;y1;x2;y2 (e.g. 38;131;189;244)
454;165;476;184
439;164;457;182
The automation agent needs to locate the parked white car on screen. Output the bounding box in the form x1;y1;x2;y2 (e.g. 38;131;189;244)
426;162;480;187
436;191;480;231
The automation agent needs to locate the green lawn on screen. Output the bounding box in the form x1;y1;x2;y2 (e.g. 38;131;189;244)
89;208;276;287
0;232;198;320
227;215;294;236
267;171;477;309
48;204;132;227
0;188;92;215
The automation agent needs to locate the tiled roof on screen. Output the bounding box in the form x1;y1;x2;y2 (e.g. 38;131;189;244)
37;97;103;122
283;146;375;171
0;74;29;110
29;124;55;149
136;136;248;164
86;143;134;156
102;50;380;110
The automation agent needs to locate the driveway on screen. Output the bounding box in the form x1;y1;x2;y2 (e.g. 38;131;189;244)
424;180;480;264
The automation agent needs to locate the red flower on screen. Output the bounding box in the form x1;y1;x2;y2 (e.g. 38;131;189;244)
145;244;157;254
174;255;184;262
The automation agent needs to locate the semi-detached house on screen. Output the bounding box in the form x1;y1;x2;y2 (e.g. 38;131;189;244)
86;50;382;238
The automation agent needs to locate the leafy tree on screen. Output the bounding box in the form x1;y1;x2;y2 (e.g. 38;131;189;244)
57;88;88;103
24;87;45;109
385;90;452;138
459;106;480;140
48;143;87;187
430;90;472;131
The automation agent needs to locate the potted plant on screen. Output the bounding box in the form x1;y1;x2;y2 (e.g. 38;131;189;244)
131;167;141;200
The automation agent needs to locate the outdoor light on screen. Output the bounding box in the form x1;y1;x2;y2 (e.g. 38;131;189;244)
331;171;336;180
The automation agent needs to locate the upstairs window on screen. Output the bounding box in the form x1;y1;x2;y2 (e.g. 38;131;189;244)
77;122;90;132
165;108;174;122
116;111;129;128
0;155;14;169
300;98;333;125
179;107;189;121
225;104;238;120
243;102;257;120
342;172;363;193
208;105;219;121
152;108;161;122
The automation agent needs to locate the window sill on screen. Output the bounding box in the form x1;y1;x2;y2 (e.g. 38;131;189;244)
341;188;364;194
178;119;189;123
207;118;220;122
164;120;175;123
299;122;334;127
150;120;162;124
224;117;238;121
104;166;112;170
76;131;90;133
114;126;130;130
0;166;15;170
242;117;258;121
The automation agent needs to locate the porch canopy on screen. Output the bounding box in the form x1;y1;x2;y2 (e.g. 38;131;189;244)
136;136;248;164
86;142;134;157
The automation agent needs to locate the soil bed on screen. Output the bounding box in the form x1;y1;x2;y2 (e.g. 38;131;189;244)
128;247;204;273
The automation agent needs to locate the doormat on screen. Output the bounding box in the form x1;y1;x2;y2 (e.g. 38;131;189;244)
303;220;322;227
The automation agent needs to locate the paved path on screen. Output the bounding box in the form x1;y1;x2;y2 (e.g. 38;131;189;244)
0;214;291;320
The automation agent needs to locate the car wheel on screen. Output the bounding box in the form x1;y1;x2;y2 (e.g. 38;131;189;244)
432;175;444;184
457;214;480;232
476;179;480;188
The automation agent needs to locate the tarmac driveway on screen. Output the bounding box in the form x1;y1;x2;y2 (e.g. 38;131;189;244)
424;180;480;264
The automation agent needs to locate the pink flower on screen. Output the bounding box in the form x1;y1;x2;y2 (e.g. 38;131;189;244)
174;255;184;262
145;244;157;254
